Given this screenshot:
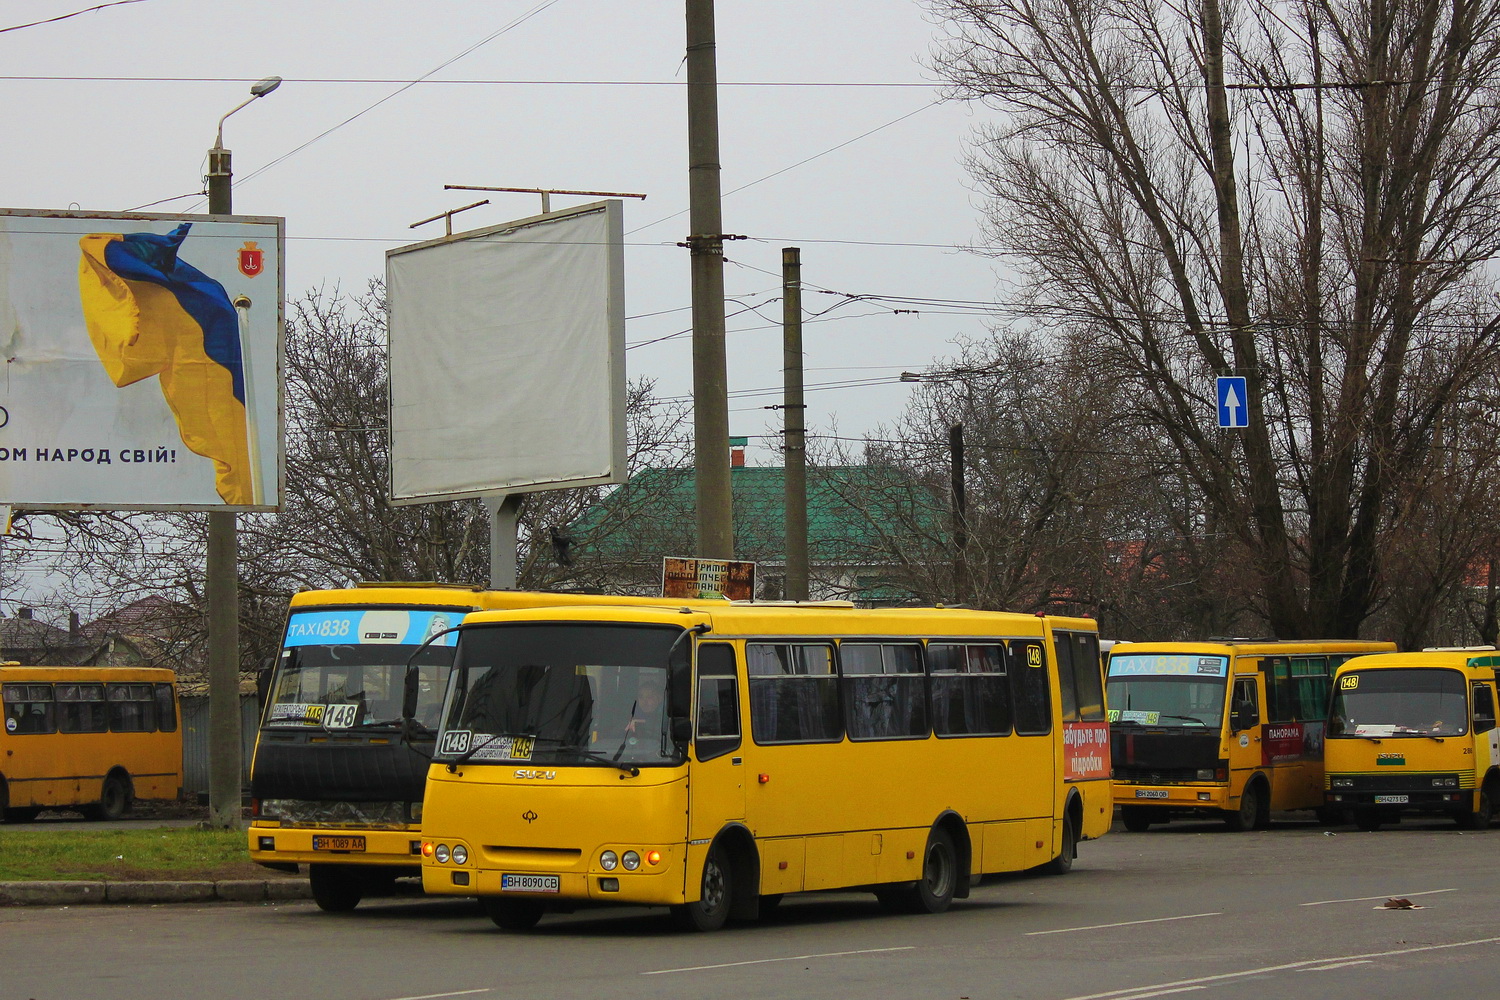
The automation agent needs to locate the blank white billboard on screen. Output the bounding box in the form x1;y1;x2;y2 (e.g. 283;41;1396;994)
386;200;626;503
0;209;284;511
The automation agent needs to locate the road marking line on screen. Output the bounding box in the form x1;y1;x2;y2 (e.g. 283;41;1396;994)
1299;960;1375;972
1053;935;1500;1000
1109;987;1206;999
1025;913;1222;936
642;946;916;975
1301;888;1457;906
386;991;491;1000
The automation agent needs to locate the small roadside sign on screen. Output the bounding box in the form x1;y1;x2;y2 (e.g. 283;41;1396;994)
1217;376;1249;428
662;556;756;601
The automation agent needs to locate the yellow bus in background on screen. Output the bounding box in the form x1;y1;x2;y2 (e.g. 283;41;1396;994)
0;664;181;822
249;584;723;912
1107;638;1394;831
1325;649;1500;830
418;603;1108;931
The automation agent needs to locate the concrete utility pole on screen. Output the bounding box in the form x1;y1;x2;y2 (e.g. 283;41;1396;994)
203;76;279;830
685;0;734;559
950;423;969;605
782;248;808;601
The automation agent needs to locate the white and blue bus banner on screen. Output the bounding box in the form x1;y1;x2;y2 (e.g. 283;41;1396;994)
283;608;460;647
1108;654;1229;678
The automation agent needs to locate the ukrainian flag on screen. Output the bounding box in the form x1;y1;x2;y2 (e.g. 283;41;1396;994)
77;223;253;505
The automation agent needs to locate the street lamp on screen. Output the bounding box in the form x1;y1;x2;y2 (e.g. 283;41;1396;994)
204;75;279;830
207;76;281;215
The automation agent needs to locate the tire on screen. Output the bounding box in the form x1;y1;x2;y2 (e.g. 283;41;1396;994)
672;842;733;932
1315;806;1344;827
1456;783;1494;830
1225;781;1264;832
1354;809;1383;832
3;807;42;823
85;773;131;821
308;864;363;913
1121;807;1154;833
1042;813;1077;875
878;827;959;914
482;898;545;931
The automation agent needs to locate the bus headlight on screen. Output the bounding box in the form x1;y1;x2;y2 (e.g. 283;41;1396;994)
1432;776;1458;788
434;844;450;864
600;851;619;871
622;851;641;871
1195;769;1214;780
1330;777;1354;789
451;845;468;865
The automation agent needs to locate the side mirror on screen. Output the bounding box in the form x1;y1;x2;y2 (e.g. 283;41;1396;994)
402;665;420;722
670;716;693;744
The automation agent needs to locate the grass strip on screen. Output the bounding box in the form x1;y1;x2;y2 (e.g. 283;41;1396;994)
0;827;252;881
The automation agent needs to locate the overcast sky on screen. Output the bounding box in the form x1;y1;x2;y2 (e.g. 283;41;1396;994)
1;0;1007;465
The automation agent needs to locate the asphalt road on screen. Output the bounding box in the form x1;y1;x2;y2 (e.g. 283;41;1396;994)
4;813;1496;1000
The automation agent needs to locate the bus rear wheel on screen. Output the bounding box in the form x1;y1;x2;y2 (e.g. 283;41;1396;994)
877;827;958;914
84;772;131;821
1042;812;1077;875
482;898;544;931
672;843;733;932
308;864;363;912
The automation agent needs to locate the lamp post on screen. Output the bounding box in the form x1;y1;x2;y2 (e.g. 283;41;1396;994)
204;75;279;830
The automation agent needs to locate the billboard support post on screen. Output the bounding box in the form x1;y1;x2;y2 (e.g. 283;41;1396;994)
205;143;242;831
686;0;734;560
485;494;521;589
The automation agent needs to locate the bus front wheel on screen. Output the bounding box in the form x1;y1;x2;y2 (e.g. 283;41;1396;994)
1225;781;1268;832
1354;809;1383;831
672;843;733;932
1121;807;1154;832
483;898;544;931
308;865;363;912
1456;782;1495;830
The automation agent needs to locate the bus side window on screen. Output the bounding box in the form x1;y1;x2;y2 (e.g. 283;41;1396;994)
1473;683;1496;735
1232;678;1259;731
1054;634;1080;723
695;642;740;762
1009;640;1052;736
3;684;56;735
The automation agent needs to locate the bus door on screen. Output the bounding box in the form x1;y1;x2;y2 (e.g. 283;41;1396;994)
688;642;745;848
1227;671;1263;795
1261;654;1332;809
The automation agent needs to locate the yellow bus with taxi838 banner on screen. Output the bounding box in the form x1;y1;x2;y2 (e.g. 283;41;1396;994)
416;601;1110;931
1324;649;1500;830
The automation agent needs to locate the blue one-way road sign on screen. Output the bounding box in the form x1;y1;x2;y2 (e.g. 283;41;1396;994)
1217;376;1249;428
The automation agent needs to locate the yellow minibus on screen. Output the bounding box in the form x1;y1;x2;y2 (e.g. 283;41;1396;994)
1;664;181;821
248;584;722;911
1107;638;1394;830
1324;649;1500;830
417;602;1109;931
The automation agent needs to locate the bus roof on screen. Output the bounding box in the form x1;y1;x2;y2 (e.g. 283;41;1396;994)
1109;639;1396;657
0;665;176;683
1333;650;1500;674
457;602;1097;639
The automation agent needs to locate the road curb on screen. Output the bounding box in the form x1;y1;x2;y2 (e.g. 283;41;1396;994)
0;879;313;906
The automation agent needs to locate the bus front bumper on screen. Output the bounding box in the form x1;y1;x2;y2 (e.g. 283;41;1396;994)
248;823;424;871
1114;783;1230;811
421;840;687;907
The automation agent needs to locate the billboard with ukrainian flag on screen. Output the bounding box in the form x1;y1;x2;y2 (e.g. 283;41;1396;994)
0;209;282;510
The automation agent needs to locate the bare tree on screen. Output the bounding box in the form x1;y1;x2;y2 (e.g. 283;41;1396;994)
927;0;1500;637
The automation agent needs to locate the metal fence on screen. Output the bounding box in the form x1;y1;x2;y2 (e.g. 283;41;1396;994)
179;695;261;797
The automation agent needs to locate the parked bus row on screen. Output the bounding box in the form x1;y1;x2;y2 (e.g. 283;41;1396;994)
1105;638;1500;833
247;584;1111;927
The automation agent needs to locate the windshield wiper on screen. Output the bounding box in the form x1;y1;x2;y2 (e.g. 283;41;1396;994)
545;740;641;777
1158;714;1207;725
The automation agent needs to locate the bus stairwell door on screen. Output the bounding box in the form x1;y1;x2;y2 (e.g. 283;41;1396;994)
688;643;745;850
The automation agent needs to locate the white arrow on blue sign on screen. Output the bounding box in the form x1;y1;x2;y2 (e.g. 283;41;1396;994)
1216;376;1249;428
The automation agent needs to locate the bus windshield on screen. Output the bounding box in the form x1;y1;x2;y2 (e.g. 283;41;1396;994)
1330;668;1469;737
1106;654;1230;728
436;623;684;767
264;607;461;732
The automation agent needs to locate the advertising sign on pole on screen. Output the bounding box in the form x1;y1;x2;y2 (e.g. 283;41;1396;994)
0;209;284;510
662;556;756;601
